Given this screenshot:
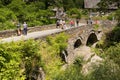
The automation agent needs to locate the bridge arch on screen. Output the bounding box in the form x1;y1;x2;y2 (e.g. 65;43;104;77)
74;38;82;49
86;33;98;46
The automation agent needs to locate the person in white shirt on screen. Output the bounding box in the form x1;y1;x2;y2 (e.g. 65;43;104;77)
23;22;28;35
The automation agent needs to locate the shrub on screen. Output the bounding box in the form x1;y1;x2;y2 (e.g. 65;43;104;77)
115;9;120;25
0;39;42;80
40;33;69;80
52;56;84;80
88;60;120;80
93;24;99;30
0;42;25;80
105;42;120;66
66;8;81;19
53;65;84;80
107;13;115;21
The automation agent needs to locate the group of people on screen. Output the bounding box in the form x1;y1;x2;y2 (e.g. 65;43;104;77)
16;19;80;36
56;18;80;29
56;19;67;29
69;18;80;27
16;22;28;36
87;18;93;25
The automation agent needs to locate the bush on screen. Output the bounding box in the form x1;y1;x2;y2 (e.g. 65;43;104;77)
107;13;115;21
93;24;99;30
0;39;42;80
52;56;84;80
40;33;69;80
105;42;120;66
53;65;84;80
0;15;6;22
0;8;16;21
105;27;120;44
0;21;15;30
115;9;120;25
88;60;120;80
0;42;25;80
66;8;81;19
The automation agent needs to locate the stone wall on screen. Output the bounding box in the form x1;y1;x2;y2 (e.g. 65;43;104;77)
0;24;56;38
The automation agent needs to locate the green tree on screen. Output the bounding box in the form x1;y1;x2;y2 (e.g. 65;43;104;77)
0;8;16;30
105;42;120;66
97;0;109;12
0;39;42;80
0;42;25;80
89;60;120;80
98;0;120;8
66;8;81;18
73;0;84;8
7;0;26;22
63;0;75;11
1;0;12;6
115;9;120;25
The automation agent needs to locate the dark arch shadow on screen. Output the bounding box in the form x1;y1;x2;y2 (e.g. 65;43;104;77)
86;33;98;46
74;39;82;49
60;50;68;63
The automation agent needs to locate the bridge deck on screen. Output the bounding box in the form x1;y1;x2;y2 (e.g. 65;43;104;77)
0;23;86;43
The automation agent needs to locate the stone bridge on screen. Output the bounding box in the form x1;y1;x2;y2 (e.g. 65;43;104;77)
60;25;103;64
0;24;102;43
67;25;101;47
1;22;114;63
60;20;115;64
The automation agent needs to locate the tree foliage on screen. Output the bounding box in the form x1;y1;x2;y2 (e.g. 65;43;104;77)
0;0;84;30
40;33;68;80
66;8;82;19
88;60;120;80
0;39;41;80
0;33;69;80
98;0;120;25
98;0;120;9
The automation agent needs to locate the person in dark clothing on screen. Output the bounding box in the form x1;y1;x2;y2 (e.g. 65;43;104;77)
76;18;79;26
87;18;93;25
56;19;60;28
16;22;21;36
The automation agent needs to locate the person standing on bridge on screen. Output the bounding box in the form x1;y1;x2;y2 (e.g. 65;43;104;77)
59;19;63;29
62;19;66;29
23;22;28;35
76;18;79;27
87;18;93;25
70;20;75;27
56;19;60;28
16;22;22;36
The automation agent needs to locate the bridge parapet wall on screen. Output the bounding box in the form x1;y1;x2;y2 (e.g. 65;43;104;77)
0;24;56;38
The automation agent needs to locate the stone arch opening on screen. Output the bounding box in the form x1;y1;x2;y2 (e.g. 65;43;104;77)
74;39;82;49
60;50;68;63
86;33;98;46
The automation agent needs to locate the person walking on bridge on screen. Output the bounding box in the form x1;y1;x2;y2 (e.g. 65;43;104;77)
23;22;28;35
70;20;75;27
59;19;63;29
16;22;22;36
56;19;60;28
76;18;79;27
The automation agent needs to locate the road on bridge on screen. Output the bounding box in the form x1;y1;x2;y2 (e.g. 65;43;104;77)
0;23;86;43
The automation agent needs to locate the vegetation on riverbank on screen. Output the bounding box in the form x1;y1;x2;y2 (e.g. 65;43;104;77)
0;33;69;80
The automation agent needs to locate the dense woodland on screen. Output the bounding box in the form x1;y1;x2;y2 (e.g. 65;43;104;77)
0;0;120;80
0;0;84;30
